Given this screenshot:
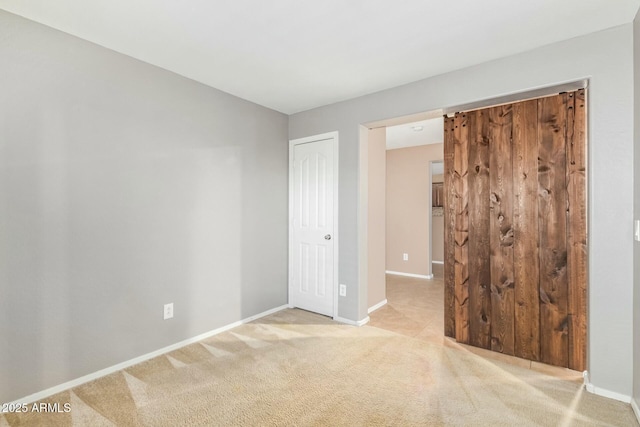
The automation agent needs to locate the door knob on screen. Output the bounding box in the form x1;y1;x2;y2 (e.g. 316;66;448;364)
324;234;332;240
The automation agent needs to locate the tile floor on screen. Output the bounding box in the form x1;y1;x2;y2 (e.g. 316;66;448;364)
369;264;582;380
369;268;445;344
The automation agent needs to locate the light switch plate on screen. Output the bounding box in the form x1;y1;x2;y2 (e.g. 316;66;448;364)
635;220;640;242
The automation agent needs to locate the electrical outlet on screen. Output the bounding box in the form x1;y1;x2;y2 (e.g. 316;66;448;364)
403;253;409;261
339;284;347;297
164;303;174;320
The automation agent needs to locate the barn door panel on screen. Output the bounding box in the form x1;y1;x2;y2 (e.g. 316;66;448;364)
488;105;515;355
537;94;569;367
566;90;587;371
443;116;456;338
443;90;587;371
512;99;540;362
453;113;470;344
467;110;492;350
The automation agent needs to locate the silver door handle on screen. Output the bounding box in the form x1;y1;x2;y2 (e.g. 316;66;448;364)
324;234;332;240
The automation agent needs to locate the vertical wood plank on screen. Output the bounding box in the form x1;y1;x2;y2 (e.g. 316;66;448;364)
538;94;569;368
512;100;541;361
443;116;456;338
467;109;492;349
453;113;470;344
566;89;587;371
489;105;515;355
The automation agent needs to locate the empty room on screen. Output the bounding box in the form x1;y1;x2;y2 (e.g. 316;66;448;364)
1;1;640;425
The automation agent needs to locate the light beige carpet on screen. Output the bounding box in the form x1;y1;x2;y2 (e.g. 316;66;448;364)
1;308;637;426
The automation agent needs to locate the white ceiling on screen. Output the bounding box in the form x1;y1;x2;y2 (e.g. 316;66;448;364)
386;118;443;150
1;0;639;114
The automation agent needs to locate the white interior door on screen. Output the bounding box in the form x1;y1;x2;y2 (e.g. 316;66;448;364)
289;134;337;317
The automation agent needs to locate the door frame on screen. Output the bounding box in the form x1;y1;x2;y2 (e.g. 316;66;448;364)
428;159;444;279
288;131;340;319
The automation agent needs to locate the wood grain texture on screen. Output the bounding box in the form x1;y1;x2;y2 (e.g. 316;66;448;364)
566;89;587;371
488;105;515;355
537;94;569;368
443;91;586;370
443;116;456;338
512;99;541;361
466;109;492;349
453;113;470;344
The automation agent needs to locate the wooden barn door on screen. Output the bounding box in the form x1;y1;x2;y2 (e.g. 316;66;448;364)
443;89;587;371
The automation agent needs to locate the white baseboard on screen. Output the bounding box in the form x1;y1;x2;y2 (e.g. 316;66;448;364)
334;315;370;326
5;304;289;406
631;397;640;424
368;299;388;314
584;381;631;403
386;270;433;280
432;261;444;265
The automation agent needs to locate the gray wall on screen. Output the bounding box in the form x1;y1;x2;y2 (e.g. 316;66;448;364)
0;11;288;403
290;25;635;398
634;9;640;413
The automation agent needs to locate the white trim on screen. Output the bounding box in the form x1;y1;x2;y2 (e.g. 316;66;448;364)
427;160;437;278
368;299;388;314
584;379;631;403
288;131;339;319
631;398;640;424
386;270;433;280
4;304;288;406
432;260;444;265
334;315;370;326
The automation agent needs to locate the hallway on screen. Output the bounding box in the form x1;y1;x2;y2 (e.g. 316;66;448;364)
369;269;444;344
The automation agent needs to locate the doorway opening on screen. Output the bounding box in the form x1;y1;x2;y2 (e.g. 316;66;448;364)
429;160;445;279
362;87;587;373
364;115;446;342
